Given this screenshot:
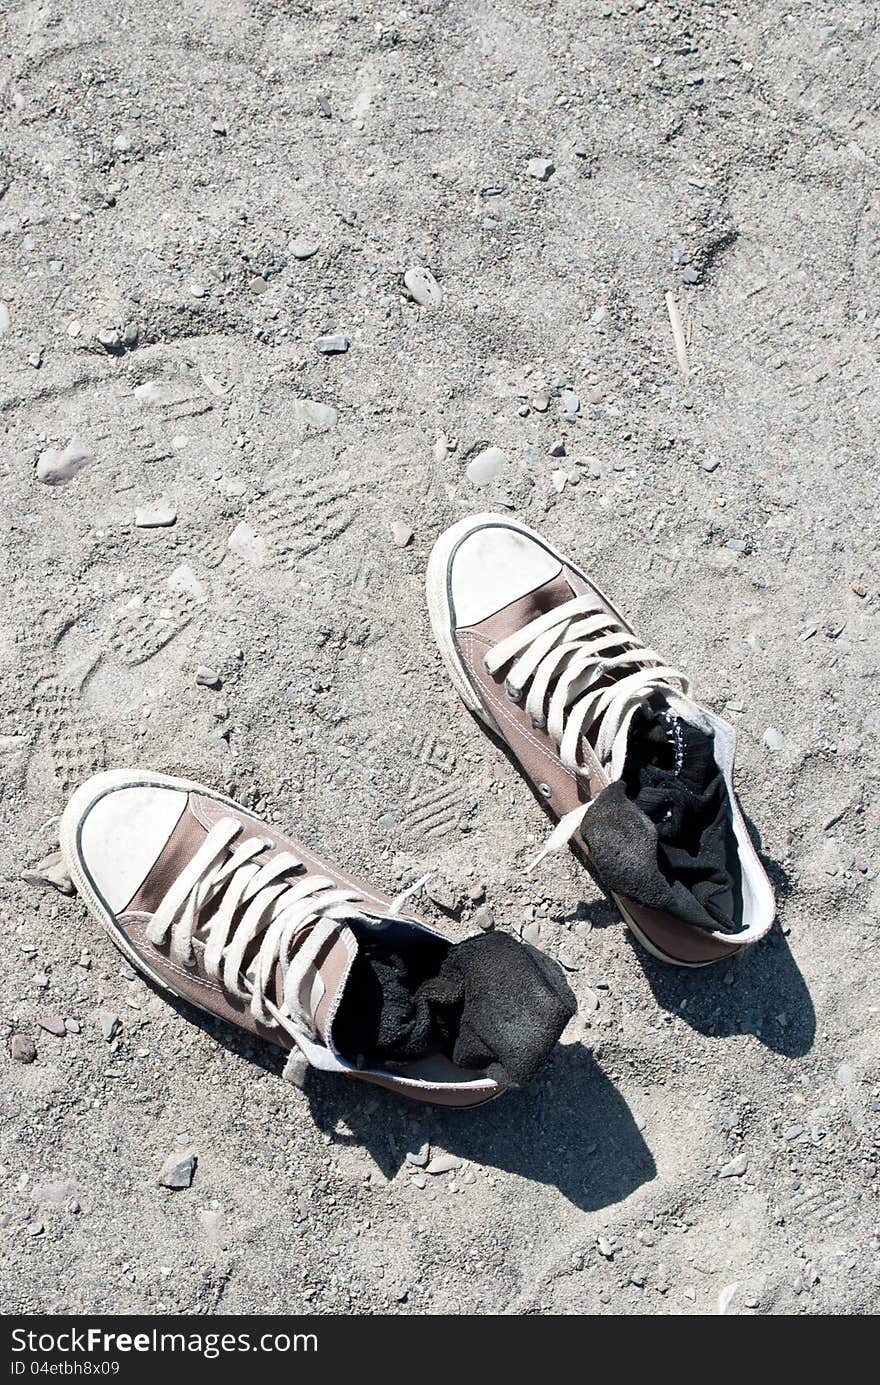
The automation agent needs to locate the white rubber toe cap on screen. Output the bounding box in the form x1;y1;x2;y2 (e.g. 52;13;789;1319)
448;518;562;627
63;774;188;914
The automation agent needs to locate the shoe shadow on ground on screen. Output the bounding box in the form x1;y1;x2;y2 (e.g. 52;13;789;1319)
159;985;654;1211
566;809;814;1058
633;832;815;1058
306;1041;656;1212
478;713;815;1060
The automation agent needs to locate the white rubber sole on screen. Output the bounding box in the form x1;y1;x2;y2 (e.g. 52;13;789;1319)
60;768;233;1002
426;515;727;970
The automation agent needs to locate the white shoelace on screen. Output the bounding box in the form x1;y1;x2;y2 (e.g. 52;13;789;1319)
483;595;692;869
145;818;371;1049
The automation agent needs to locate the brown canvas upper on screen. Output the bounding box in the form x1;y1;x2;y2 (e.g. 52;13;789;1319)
81;783;501;1106
453;572;743;965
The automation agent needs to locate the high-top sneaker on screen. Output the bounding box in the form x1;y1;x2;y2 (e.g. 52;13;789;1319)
61;770;575;1103
427;514;775;967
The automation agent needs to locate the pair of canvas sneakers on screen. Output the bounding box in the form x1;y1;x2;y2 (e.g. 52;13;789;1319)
61;515;776;1108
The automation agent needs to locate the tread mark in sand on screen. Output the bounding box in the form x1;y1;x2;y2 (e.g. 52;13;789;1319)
398;732;472;842
261;476;356;568
34;678;105;791
108;586;202;666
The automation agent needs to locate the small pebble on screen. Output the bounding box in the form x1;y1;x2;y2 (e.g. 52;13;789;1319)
527;157;554;181
134;505;176;528
292;399;338;431
37;1015;66;1038
196;666;221;688
390;521;414;548
314;332;350;354
98;1011;121;1042
10;1034;37;1063
403;266;443;308
158;1151;197;1190
228;521;268;567
425;1153;461;1175
762;727;782;753
290;236;320;260
719;1152;748;1178
249;276;269;296
466;446;507;488
474;904;495;931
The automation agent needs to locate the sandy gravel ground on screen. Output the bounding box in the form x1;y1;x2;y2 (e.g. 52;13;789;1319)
1;0;878;1316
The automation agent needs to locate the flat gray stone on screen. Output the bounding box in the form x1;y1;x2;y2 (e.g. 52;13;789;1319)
135;505;177;528
404;265;443;307
314;332;350;354
36;439;94;486
466;446;507;488
158;1151;197;1190
290;236;320;260
527;157;554;181
763;727;782;752
719;1152;748;1178
228;521;268;567
291;399;338;431
37;1015;66;1038
390;521;413;548
425;1153;461;1175
98;1011;121;1042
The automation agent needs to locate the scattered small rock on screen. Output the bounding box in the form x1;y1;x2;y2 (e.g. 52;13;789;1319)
22;850;75;895
36;439;95;486
37;1015;66;1038
762;727;782;753
228;521;268;567
292;399;338;431
96;326;122;351
522;920;541;947
290;236;320;260
249;276;269;296
314;332;350;354
158;1151;197;1190
10;1034;37;1063
466;446;507;488
405;1143;430;1167
474;904;495;931
135;504;176;528
390;521;414;548
403;266;443;307
196;666;221;688
98;1011;121;1042
0;301;10;336
719;1152;748;1178
425;1153;461;1175
717;1282;739;1314
527;157;554;181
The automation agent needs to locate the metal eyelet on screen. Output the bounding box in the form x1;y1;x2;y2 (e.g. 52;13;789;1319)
505;681;522;702
539;783;552;798
262;837;276;851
